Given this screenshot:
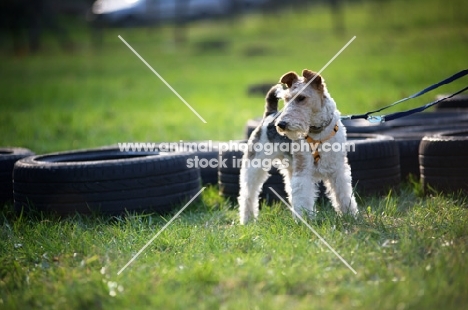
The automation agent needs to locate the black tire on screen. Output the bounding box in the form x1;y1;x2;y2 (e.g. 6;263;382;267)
419;130;468;192
434;94;468;110
382;124;468;180
395;138;421;179
13;147;201;216
419;155;467;168
384;111;468;128
347;134;400;193
0;147;35;204
420;166;468;177
150;140;221;185
14;190;201;215
419;131;468;156
177;141;221;186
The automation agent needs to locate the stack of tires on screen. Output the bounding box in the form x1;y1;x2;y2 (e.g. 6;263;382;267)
419;130;468;192
342;106;468;181
417;94;468;192
343;110;468;180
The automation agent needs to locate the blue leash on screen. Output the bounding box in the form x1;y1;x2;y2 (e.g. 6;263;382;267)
341;69;468;123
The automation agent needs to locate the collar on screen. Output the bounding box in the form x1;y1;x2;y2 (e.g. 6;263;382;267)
304;123;339;164
308;115;333;133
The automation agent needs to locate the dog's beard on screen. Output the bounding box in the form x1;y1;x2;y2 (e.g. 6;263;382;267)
276;127;308;141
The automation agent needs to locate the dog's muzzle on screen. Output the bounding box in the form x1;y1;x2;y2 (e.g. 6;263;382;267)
276;121;288;130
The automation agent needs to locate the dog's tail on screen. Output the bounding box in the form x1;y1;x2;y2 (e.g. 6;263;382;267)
264;84;283;118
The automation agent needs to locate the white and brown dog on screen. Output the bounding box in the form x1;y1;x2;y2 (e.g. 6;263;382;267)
238;69;358;224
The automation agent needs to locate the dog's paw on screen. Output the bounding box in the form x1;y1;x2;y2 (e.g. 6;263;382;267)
240;211;257;225
240;215;257;225
291;207;316;223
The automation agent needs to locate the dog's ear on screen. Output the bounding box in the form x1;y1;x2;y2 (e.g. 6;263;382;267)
302;69;323;90
280;71;299;88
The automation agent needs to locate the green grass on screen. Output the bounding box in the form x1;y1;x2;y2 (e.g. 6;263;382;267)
1;186;467;309
1;0;468;308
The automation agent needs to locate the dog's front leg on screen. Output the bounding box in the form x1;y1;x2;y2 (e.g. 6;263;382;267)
290;153;318;220
238;159;270;224
279;163;293;205
324;166;358;217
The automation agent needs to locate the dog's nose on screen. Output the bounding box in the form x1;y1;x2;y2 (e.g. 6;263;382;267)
277;121;288;130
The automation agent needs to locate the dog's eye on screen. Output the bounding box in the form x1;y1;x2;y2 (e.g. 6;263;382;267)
296;95;305;102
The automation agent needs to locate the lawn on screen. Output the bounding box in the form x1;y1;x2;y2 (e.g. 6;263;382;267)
1;0;468;309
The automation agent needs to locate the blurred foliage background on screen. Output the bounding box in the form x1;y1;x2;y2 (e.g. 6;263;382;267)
0;0;467;153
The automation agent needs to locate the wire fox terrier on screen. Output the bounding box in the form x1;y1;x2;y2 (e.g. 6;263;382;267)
238;69;358;224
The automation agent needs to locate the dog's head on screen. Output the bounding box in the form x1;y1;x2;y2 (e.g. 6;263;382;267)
275;69;334;140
